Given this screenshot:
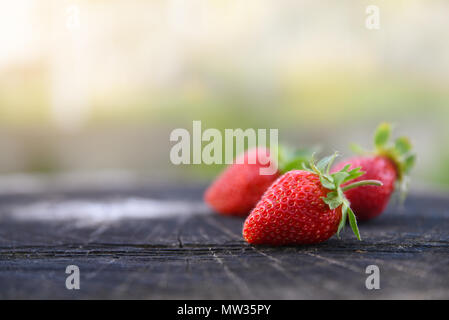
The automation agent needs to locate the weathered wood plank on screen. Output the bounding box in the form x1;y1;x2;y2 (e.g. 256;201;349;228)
0;186;448;299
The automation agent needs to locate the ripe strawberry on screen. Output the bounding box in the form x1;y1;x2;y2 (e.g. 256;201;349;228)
243;154;382;245
204;146;314;216
333;123;416;221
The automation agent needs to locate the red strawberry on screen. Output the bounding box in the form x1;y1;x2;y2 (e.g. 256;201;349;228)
333;123;416;221
204;146;314;216
332;156;396;220
243;154;382;245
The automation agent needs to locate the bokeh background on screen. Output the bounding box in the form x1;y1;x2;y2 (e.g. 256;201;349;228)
1;0;448;191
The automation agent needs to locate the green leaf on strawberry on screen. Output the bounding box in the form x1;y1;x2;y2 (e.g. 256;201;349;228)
303;153;383;240
351;122;416;200
276;144;317;174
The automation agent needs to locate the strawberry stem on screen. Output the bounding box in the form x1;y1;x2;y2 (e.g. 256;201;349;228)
341;180;383;192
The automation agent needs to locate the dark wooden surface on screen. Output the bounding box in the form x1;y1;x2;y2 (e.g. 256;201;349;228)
0;184;448;299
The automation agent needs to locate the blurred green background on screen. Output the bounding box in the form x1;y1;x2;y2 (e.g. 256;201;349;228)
0;0;448;190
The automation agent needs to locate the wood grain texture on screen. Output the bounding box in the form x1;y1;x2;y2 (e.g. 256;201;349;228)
0;185;448;299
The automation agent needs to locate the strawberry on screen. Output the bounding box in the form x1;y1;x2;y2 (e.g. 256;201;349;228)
243;154;382;245
333;123;416;221
204;146;314;216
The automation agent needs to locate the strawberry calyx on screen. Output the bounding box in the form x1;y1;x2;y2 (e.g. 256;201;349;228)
351;122;416;200
303;153;383;240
